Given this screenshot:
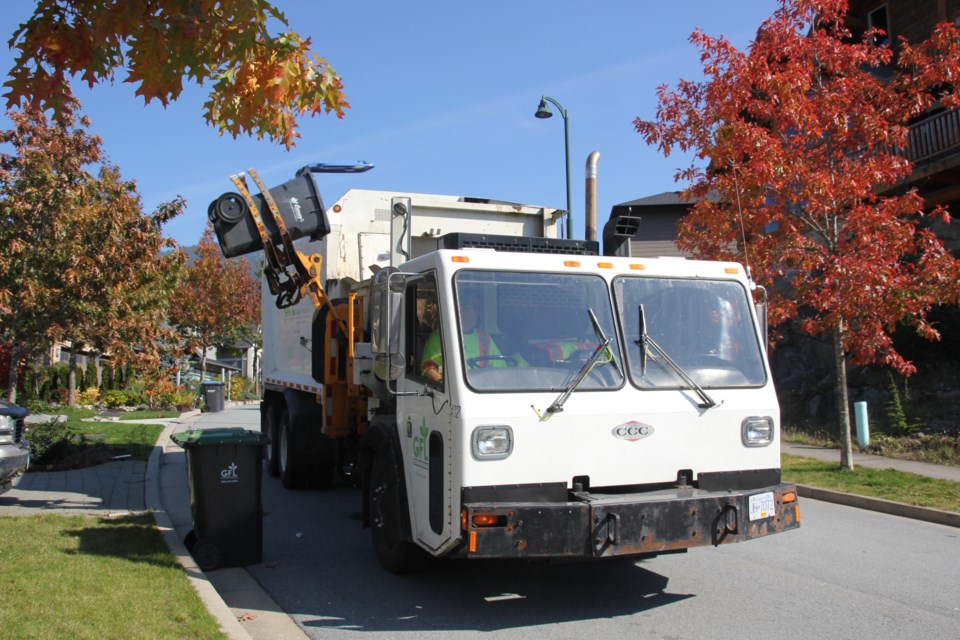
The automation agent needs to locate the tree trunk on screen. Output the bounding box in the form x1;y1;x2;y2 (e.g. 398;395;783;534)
68;346;79;407
6;341;21;404
200;341;208;381
833;319;855;471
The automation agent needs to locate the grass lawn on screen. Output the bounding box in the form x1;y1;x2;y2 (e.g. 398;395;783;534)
781;453;960;513
120;409;180;421
0;514;225;639
70;420;166;459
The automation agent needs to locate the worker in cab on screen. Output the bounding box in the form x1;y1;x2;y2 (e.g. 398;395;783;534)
420;290;523;383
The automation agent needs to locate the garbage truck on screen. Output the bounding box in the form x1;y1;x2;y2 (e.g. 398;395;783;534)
208;164;799;572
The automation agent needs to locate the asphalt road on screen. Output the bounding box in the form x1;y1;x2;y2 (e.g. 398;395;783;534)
249;472;960;640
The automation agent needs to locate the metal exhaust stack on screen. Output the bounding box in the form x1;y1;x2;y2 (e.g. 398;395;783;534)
585;151;600;242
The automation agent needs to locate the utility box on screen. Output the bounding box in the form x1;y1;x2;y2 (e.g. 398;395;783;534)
200;381;225;413
171;428;267;571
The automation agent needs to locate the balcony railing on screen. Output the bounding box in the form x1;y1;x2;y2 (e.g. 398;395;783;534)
906;106;960;165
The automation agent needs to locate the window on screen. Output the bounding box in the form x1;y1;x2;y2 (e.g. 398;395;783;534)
453;270;623;392
867;5;889;47
613;276;767;389
406;272;443;386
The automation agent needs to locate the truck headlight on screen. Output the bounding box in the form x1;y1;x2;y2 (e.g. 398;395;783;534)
0;415;14;445
741;416;774;447
472;426;513;460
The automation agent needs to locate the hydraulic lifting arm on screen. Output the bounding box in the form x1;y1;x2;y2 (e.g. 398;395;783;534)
229;169;349;336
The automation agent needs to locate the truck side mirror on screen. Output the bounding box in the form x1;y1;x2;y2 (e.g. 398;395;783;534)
370;269;419;381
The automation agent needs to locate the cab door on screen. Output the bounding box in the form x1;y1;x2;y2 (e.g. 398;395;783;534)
397;272;453;551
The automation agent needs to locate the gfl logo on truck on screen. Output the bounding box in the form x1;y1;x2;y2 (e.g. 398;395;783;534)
411;418;429;468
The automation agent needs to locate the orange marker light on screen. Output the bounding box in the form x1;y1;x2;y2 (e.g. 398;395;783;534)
469;531;477;553
472;514;502;527
629;263;646;270
782;490;797;504
724;267;739;274
597;262;613;269
451;255;470;263
563;260;580;268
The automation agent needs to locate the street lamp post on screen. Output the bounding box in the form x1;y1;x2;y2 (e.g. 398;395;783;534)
535;95;572;239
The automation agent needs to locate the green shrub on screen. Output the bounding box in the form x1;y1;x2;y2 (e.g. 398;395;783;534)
102;390;129;408
124;378;147;406
26;418;73;464
886;372;922;436
101;364;114;391
79;387;100;406
84;359;98;391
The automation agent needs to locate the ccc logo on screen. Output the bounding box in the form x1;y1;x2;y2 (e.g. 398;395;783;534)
612;422;654;442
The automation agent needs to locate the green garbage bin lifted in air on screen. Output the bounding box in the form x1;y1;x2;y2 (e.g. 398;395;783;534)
171;428;267;571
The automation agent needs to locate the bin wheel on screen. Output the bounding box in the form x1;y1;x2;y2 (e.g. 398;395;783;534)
368;443;427;574
191;538;223;572
183;529;197;550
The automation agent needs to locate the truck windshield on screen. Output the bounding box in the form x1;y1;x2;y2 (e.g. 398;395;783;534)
454;271;623;392
613;276;767;389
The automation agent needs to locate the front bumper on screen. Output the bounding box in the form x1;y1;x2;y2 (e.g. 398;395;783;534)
459;483;799;559
0;442;30;494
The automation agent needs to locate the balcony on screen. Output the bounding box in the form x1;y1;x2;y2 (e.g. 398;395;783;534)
905;106;960;166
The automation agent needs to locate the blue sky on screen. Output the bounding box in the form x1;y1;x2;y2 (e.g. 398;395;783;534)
1;1;778;247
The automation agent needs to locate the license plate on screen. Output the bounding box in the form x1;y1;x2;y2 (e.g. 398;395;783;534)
748;492;775;521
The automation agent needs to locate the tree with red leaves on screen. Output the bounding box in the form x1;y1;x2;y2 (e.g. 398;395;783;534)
168;225;260;381
635;0;960;469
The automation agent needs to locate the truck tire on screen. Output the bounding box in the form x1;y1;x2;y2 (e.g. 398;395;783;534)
279;408;308;489
264;404;281;478
368;442;427;574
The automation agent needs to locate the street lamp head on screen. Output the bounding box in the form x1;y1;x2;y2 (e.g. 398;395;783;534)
534;97;553;119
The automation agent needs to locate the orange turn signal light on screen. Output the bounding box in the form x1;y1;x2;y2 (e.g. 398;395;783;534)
782;490;797;504
472;514;506;527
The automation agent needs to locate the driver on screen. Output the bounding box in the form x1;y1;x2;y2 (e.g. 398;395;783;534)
420;290;517;383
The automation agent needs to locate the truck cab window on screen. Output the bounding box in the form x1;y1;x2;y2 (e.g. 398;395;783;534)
408;274;443;385
614;276;767;389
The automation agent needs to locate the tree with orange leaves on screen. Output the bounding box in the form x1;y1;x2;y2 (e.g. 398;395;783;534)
4;0;348;148
0;103;185;403
635;0;960;469
168;225;260;381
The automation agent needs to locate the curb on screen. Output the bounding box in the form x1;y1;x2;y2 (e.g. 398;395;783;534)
796;484;960;528
147;420;253;640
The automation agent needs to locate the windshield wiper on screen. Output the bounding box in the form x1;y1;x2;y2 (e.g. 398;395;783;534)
540;309;619;416
636;304;718;410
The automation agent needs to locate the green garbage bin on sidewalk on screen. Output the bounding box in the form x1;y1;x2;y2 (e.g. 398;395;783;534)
200;381;225;413
171;428;267;571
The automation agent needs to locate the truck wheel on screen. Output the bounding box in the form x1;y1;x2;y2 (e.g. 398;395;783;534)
279;409;307;489
264;404;281;478
368;444;426;574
